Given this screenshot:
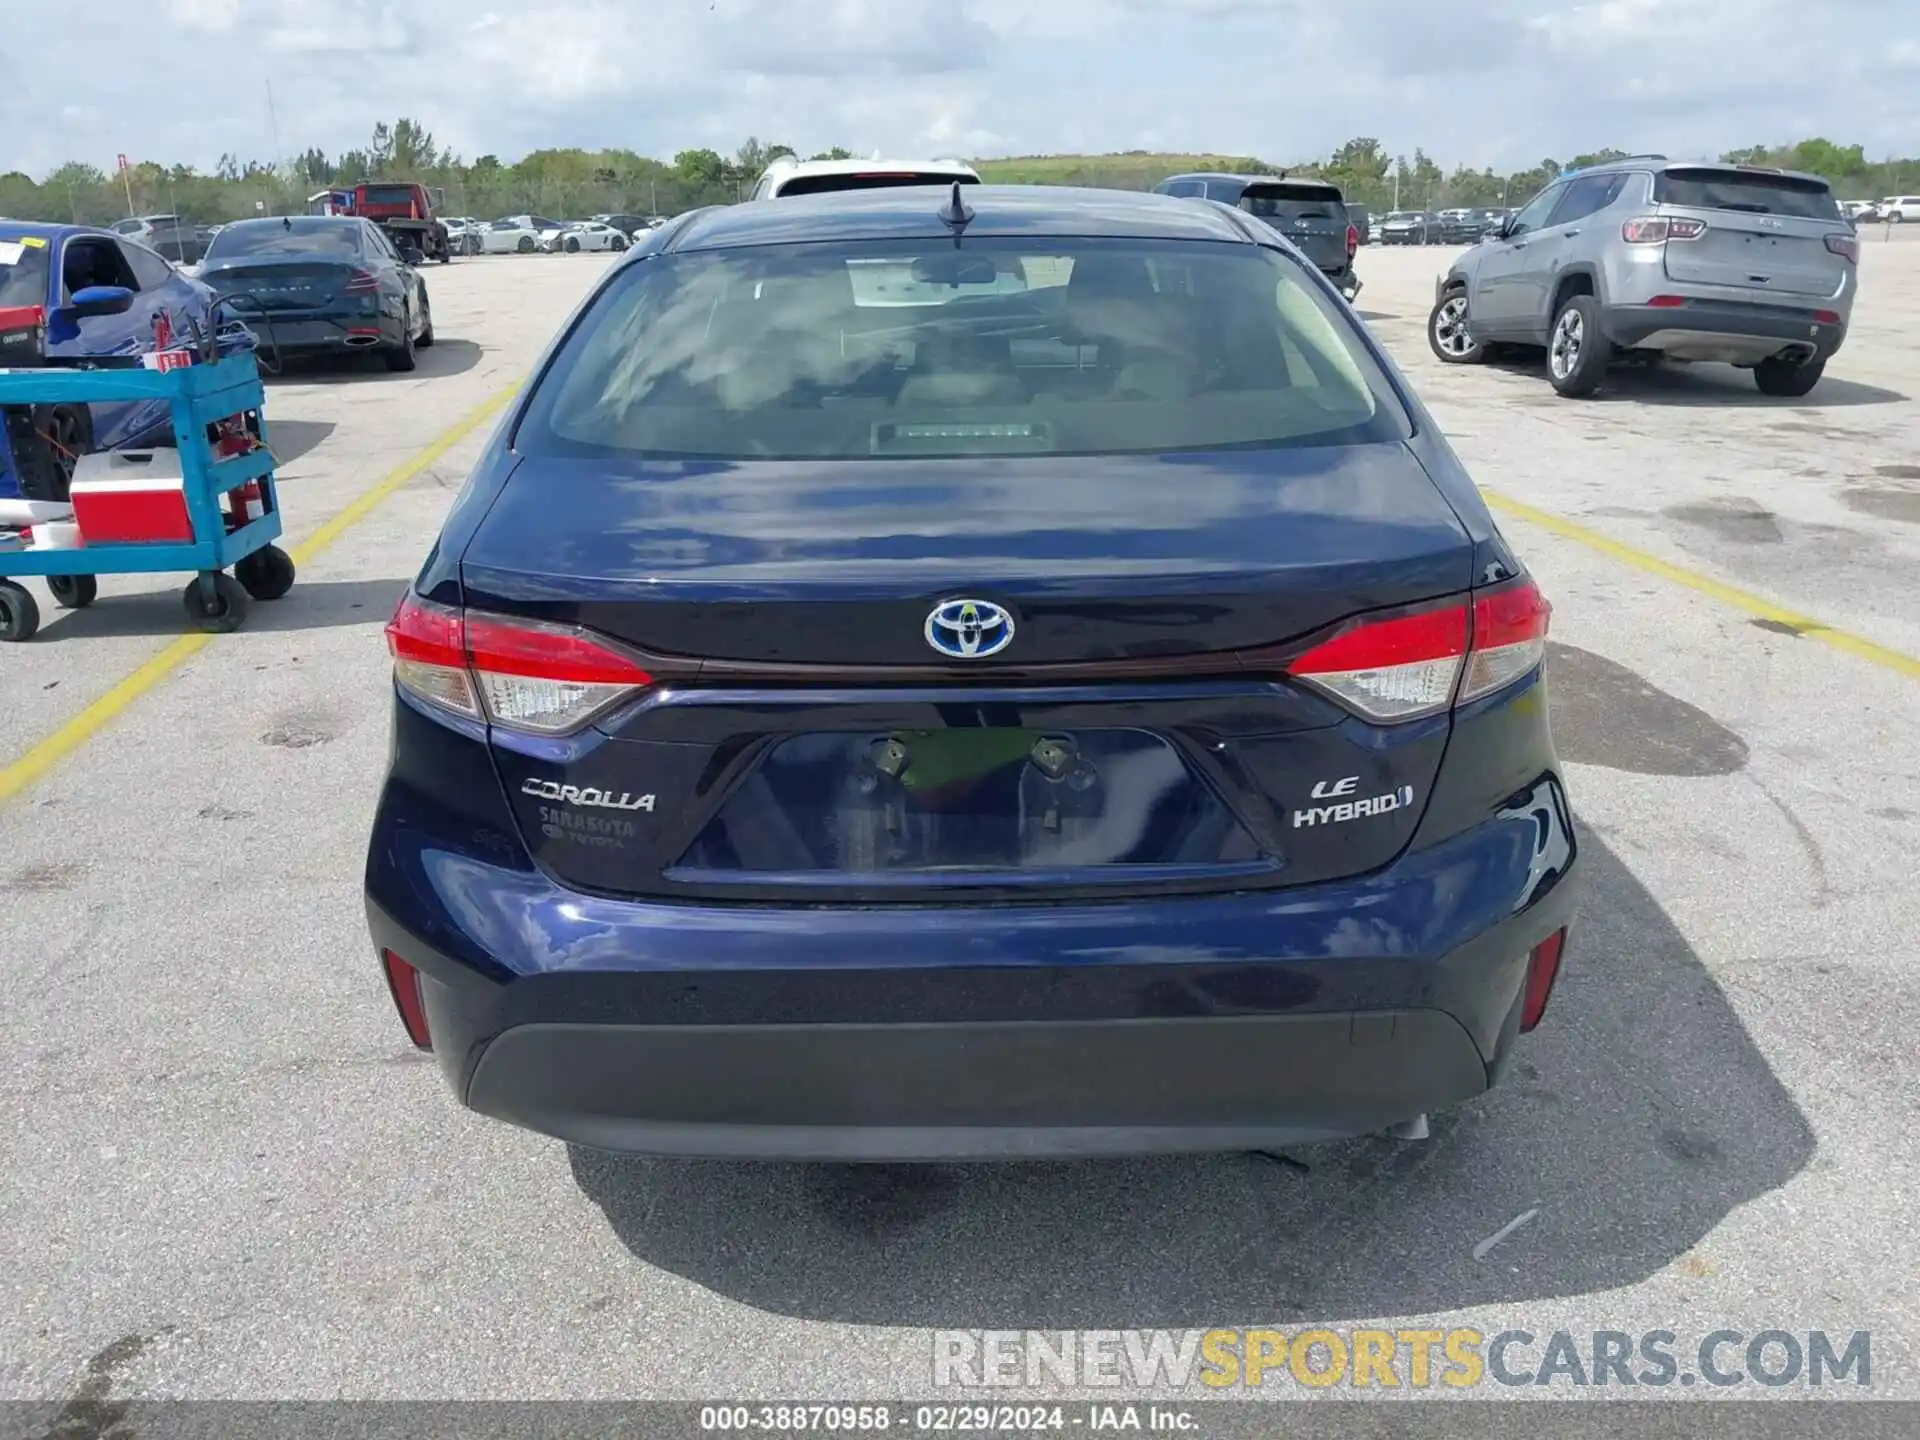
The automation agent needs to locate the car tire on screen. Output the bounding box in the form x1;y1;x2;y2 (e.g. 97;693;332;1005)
417;293;435;348
1427;289;1486;364
385;308;418;372
1753;354;1826;398
564;237;581;253
1546;294;1611;397
517;235;536;253
611;236;627;252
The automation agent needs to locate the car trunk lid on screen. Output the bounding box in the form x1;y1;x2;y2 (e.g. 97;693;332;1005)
461;445;1480;903
1656;167;1847;298
200;261;364;311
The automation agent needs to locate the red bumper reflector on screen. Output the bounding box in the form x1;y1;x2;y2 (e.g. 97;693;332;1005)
382;949;433;1049
1646;294;1686;308
1519;928;1567;1033
1814;309;1841;325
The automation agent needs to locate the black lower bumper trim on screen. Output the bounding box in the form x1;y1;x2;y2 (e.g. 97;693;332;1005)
462;1009;1491;1159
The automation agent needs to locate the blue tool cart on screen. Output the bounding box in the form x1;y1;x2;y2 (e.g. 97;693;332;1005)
0;352;294;642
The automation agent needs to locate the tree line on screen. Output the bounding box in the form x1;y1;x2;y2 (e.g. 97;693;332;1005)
2;119;1912;227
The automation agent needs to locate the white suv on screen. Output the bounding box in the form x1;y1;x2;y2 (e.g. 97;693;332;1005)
750;156;980;200
1879;196;1920;223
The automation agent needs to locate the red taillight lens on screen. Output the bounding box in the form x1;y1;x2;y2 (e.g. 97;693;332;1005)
343;269;381;293
382;950;433;1049
384;591;654;735
1824;233;1858;263
1622;216;1706;243
1286;578;1551;723
1286;604;1469;722
1519;928;1567;1032
1346;224;1359;256
1462;578;1552;704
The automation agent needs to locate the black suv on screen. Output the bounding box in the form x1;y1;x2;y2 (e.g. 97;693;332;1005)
1154;173;1360;298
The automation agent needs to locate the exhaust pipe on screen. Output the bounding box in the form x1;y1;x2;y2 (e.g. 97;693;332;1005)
343;334;381;348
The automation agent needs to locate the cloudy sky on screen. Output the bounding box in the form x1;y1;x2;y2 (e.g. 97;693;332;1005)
3;0;1915;178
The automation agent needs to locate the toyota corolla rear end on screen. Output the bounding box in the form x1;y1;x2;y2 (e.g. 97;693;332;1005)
363;189;1579;1159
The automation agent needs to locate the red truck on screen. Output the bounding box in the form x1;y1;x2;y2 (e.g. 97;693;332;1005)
347;181;452;264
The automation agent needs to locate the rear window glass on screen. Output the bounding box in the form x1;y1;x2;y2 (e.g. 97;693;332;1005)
519;237;1408;461
1241;185;1343;220
359;186;418;205
0;237;51;308
776;172;980;197
205;221;364;261
1655;169;1841;220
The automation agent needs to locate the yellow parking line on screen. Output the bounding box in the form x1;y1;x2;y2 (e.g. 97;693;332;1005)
1483;489;1920;680
0;380;521;808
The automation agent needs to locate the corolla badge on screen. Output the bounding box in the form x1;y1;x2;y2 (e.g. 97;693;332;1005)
925;598;1015;658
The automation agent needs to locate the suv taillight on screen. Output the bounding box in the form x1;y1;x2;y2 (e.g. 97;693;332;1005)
1825;233;1859;263
1285;579;1551;724
385;591;655;736
1622;216;1707;243
1346;223;1359;257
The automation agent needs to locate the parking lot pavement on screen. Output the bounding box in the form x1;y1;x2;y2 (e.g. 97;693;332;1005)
0;244;1916;1403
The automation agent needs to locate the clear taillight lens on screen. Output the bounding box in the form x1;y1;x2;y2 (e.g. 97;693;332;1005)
1286;579;1551;724
1622;216;1707;243
1825;233;1859;263
384;591;654;736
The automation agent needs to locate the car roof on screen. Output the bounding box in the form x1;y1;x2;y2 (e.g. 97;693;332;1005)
1571;155;1831;187
1161;172;1339;190
764;156;980;182
665;184;1260;251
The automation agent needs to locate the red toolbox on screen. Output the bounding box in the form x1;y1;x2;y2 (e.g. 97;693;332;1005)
69;451;194;544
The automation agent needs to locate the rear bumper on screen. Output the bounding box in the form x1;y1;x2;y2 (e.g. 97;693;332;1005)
364;758;1580;1159
462;1010;1492;1160
249;315;402;355
1601;299;1846;362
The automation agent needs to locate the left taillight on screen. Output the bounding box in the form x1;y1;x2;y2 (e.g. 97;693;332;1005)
384;590;654;736
1285;578;1552;724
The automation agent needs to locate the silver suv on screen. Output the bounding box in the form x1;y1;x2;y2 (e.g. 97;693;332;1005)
1427;157;1858;398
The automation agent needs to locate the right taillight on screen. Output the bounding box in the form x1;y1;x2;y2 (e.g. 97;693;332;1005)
1286;578;1551;724
1825;232;1859;263
343;269;381;293
1622;216;1707;243
384;590;654;736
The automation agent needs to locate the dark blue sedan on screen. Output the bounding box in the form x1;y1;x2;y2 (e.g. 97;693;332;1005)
364;185;1580;1160
196;216;433;372
0;221;222;497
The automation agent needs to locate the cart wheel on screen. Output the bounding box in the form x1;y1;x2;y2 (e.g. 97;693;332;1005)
182;573;249;633
0;581;40;642
235;545;296;601
47;573;97;609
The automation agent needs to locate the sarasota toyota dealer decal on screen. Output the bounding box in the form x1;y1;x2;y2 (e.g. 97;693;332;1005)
521;779;654;812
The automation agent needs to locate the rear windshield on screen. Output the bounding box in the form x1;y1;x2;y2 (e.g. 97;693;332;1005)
777;172;980;197
1654;169;1841;220
358;185;418;205
0;237;51;309
205;221;365;261
1241;185;1343;221
519;237;1407;461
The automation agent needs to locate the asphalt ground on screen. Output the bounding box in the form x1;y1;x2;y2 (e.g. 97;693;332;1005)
0;236;1916;1407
